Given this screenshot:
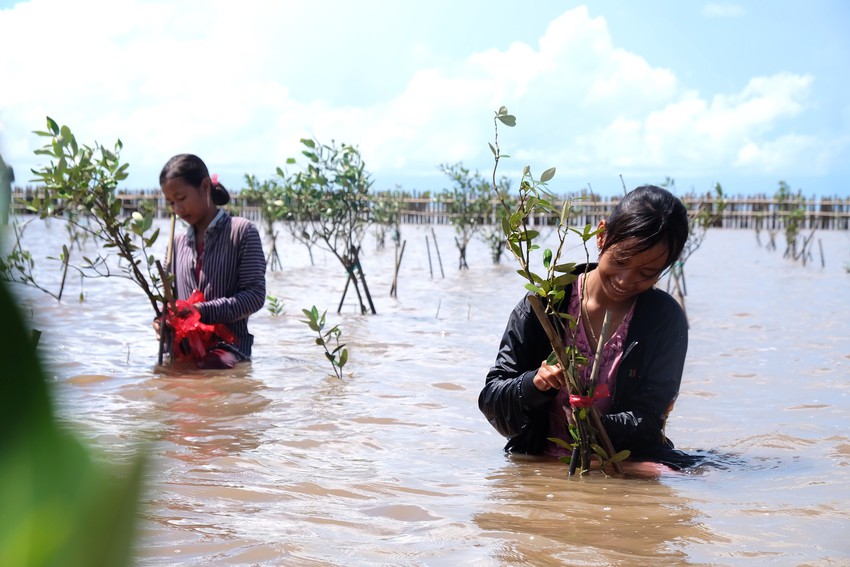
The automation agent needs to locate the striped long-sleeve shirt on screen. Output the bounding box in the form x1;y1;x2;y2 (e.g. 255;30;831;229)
171;209;266;358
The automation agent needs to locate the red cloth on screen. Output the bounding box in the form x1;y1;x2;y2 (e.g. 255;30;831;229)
165;290;236;363
569;383;611;409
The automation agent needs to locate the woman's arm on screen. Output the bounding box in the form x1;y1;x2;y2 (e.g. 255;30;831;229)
198;222;267;324
478;295;558;451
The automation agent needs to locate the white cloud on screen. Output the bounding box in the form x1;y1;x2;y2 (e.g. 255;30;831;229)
0;1;842;194
702;3;746;18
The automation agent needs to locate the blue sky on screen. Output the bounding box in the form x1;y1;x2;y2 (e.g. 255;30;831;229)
1;0;848;198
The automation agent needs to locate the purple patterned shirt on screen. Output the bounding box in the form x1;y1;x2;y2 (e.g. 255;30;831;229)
170;209;266;358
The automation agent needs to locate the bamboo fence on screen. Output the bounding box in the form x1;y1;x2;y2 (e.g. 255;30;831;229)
9;188;850;230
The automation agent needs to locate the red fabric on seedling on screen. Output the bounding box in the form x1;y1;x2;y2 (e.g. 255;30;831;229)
165;290;236;362
569;383;611;409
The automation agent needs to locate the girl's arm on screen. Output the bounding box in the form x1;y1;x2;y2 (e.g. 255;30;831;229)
478;295;558;452
197;223;267;324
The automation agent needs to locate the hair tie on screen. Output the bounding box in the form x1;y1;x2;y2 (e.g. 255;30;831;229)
210;173;219;187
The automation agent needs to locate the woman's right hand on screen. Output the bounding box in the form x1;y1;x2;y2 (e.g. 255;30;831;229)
533;361;565;391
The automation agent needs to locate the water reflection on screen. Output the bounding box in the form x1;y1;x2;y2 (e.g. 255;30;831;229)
143;368;270;464
474;458;718;566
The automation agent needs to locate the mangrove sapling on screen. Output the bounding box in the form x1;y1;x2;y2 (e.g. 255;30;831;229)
241;173;287;271
438;162;492;269
370;188;404;250
301;305;349;380
276;168;322;266
266;294;285;317
0;217;70;300
489;106;625;475
761;181;819;265
664;180;726;321
23;118;165;315
290;138;376;314
479;175;514;264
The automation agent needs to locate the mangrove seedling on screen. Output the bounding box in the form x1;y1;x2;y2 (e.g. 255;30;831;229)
266;294;285;317
301;305;349;380
438;162;493;269
23;117;165;315
489;105;625;475
289;138;376;314
241;173;287;271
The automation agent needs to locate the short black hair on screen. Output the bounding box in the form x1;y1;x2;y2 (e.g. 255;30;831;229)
601;185;689;270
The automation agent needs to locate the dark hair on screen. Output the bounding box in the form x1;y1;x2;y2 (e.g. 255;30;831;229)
600;185;689;270
159;153;230;206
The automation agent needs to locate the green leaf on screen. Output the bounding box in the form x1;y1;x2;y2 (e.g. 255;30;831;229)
46;116;59;135
0;275;145;567
540;167;556;183
546;437;574;450
338;348;348;368
543;248;553;269
552;262;576;273
488;142;497;156
609;450;631;463
591;444;609;459
553;273;577;287
523;283;544;295
497;114;516;127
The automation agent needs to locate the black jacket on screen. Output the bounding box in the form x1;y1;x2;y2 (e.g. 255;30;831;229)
478;264;695;467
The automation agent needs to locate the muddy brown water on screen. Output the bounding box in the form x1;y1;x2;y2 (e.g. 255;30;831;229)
7;219;850;565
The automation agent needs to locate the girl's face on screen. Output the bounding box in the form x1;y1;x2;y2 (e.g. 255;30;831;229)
161;178;211;226
596;232;669;305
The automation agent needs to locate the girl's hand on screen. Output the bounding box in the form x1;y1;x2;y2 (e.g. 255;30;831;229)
533;361;565;391
152;317;162;340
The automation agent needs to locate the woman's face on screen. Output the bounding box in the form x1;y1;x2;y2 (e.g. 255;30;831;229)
596;236;669;304
161;178;210;226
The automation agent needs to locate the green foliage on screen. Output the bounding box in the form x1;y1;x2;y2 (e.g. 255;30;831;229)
480;176;514;264
370;187;404;249
490;106;618;475
241;173;288;271
775;180;811;261
266;294;285;317
664;179;726;314
289;138;376;314
19;117;164;314
438;162;493;269
300;305;349;379
268;164;322;266
0;270;145;566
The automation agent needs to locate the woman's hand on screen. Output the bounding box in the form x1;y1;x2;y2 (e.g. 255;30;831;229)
533;360;566;391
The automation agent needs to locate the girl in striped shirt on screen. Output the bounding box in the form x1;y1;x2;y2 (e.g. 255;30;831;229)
159;154;266;369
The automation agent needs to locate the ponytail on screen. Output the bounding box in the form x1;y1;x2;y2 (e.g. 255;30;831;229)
209;173;231;206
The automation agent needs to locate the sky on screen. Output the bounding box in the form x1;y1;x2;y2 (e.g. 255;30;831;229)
1;0;848;198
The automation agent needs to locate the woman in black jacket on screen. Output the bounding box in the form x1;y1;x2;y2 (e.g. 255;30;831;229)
479;185;700;471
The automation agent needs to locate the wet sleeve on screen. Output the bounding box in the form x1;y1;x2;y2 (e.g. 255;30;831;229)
478;295;558;446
